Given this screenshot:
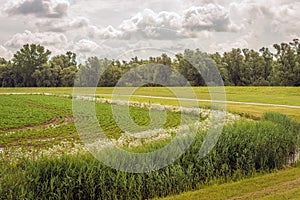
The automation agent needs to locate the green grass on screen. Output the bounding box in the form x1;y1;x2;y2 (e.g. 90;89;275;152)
1;87;299;122
1;87;299;106
160;165;300;200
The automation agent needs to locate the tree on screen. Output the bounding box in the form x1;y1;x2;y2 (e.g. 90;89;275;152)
0;58;7;65
12;44;51;86
273;42;299;86
176;49;208;86
51;51;77;69
259;47;273;81
289;39;300;55
0;62;14;87
243;49;268;85
32;64;61;87
61;66;77;87
211;52;232;86
222;48;246;86
78;57;111;87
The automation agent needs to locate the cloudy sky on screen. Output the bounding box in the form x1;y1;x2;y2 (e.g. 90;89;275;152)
0;0;299;62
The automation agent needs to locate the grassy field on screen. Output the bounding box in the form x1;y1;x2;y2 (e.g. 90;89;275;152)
1;87;299;122
0;87;299;199
1;87;299;105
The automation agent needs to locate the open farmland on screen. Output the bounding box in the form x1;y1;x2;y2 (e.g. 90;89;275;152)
0;93;202;148
0;87;300;199
1;0;300;198
1;87;299;121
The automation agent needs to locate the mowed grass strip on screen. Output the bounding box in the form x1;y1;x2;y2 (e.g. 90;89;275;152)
107;96;300;122
0;87;299;105
159;166;300;200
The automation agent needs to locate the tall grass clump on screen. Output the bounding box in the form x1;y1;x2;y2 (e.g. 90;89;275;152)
1;112;299;200
262;111;300;133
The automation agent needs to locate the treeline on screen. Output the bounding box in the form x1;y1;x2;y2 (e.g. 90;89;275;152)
0;39;300;87
0;44;77;87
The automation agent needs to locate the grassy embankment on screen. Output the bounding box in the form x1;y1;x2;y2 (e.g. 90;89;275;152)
160;165;300;200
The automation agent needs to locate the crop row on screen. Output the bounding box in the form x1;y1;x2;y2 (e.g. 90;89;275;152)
0;94;200;148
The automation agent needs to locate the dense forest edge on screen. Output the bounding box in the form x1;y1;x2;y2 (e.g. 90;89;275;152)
0;39;300;87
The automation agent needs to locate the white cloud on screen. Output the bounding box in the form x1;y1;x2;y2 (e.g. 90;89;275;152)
182;4;240;32
1;0;300;60
0;45;12;59
5;30;68;49
209;40;248;54
74;39;99;53
88;5;239;40
3;0;69;18
119;9;182;31
74;39;116;63
271;2;300;36
117;9;182;40
89;5;236;40
209;32;255;53
88;25;122;39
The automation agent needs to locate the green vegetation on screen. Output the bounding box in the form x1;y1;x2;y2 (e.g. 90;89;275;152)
160;165;300;200
0;95;74;148
94;101;195;139
0;95;54;129
1;87;299;106
2;87;299;122
1;86;300;102
0;94;196;147
1;111;299;199
0;89;299;199
1;39;300;87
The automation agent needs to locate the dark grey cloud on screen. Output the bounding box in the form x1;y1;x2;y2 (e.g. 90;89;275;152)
35;17;89;32
4;0;69;18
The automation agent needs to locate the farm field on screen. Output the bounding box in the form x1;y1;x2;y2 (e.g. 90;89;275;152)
0;87;299;199
0;94;200;148
1;0;300;198
1;87;299;106
1;87;300;122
